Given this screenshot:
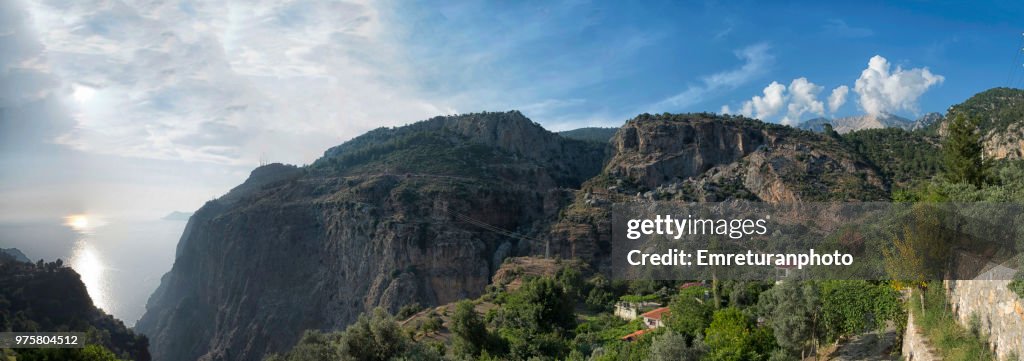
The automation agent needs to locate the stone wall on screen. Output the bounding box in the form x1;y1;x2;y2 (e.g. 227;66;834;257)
903;312;942;361
945;279;1024;360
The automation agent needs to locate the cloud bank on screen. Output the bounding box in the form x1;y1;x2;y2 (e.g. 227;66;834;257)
8;0;454;166
722;55;943;123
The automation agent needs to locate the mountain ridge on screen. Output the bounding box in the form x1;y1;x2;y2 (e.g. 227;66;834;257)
137;88;1024;361
136;111;605;361
796;112;935;133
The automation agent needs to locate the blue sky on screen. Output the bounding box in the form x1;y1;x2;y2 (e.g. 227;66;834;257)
390;0;1023;126
1;0;1023;221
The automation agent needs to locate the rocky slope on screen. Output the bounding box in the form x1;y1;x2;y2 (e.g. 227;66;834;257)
135;111;604;361
544;113;889;266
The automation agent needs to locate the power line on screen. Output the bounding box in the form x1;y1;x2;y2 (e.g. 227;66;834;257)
1010;32;1024;88
441;206;549;254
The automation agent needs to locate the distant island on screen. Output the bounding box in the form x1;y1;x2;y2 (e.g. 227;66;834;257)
162;211;193;221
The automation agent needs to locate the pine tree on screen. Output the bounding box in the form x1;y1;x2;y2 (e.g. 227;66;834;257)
942;113;991;187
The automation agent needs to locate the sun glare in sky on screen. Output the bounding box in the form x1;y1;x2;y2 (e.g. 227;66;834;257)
65;214;91;231
71;84;96;103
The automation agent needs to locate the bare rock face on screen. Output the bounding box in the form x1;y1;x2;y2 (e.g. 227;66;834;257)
545;113;888;266
135;112;604;361
983;122;1024;160
797;113;915;134
606;115;770;188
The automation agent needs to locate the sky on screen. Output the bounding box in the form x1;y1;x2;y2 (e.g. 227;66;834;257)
1;0;1024;222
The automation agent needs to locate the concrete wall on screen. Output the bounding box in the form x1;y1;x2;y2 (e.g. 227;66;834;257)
945;279;1024;360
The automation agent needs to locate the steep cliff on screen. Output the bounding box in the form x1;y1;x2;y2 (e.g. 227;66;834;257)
135;111;604;361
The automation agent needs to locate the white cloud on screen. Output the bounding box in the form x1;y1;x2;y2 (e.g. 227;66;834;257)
828;85;849;113
652;43;773;110
731;78;825;125
782;78;824;125
739;81;787;120
854;55;944;116
724;55;942;123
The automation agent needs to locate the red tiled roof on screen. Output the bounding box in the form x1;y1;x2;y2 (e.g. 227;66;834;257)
641;307;670;320
621;329;650;341
680;282;704;289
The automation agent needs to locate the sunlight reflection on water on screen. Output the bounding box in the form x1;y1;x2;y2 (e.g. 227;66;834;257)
70;238;112;312
64;214;113;313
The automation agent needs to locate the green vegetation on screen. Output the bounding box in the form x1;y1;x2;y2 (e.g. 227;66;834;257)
308;111;605;188
494;278;576;359
938;87;1024;135
264;309;442;361
910;284;996;361
756;281;819;359
0;253;150;361
665;286;712;341
647;331;706;361
841;127;942;186
942;114;992;187
818;281;905;343
451;301;500;358
703;307;774;361
271;267;910;360
314;130;523;180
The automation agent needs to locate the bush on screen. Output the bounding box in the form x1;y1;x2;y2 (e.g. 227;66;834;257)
665;286;713;340
648;331;706;361
704;307;776;361
451;300;491;357
396;303;424;320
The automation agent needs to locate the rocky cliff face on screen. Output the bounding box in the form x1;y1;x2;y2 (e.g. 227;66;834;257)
135;112;604;361
138;111;891;360
545;113;888;266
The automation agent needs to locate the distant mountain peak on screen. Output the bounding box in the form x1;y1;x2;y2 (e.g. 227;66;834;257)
797;113;924;134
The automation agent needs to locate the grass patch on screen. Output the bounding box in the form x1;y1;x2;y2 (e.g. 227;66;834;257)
910;284;996;361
